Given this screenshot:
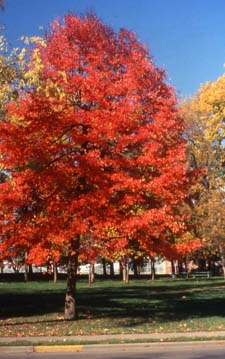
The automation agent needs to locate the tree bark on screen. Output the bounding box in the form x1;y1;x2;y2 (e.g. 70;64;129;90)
178;260;183;274
53;262;58;283
122;257;129;283
184;257;189;278
102;258;107;278
198;258;206;271
64;237;79;320
219;247;225;280
24;252;29;282
171;260;175;276
222;264;225;280
88;263;95;286
24;265;28;282
133;259;139;279
150;257;155;281
109;261;114;277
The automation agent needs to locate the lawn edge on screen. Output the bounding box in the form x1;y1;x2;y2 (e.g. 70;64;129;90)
1;336;225;347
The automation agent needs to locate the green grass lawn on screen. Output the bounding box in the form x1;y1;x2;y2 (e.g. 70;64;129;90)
1;277;225;337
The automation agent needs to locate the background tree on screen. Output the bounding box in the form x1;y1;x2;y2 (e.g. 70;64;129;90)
180;74;225;273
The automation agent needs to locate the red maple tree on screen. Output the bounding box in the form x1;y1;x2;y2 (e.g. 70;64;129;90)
0;14;195;319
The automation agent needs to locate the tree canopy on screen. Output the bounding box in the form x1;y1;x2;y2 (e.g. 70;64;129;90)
0;13;196;318
180;73;225;273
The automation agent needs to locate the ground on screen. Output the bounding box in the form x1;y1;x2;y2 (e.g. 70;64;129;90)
1;277;225;337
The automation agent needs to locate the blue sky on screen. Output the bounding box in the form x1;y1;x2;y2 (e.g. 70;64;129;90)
1;0;225;97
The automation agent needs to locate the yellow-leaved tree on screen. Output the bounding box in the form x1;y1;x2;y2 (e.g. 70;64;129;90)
180;73;225;276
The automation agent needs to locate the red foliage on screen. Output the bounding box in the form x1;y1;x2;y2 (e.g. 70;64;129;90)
0;14;195;265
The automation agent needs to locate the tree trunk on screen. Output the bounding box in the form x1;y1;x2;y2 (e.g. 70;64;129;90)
102;258;107;278
184;258;189;278
24;252;29;282
119;261;122;279
122;257;129;283
222;265;225;280
178;260;183;274
133;259;139;279
150;257;155;280
109;261;114;277
88;263;95;286
24;265;28;282
53;262;58;283
198;258;206;271
208;259;216;275
219;247;225;280
171;260;175;276
64;238;79;320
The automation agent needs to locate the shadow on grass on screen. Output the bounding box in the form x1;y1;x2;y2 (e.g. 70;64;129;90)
1;279;225;326
77;280;225;327
0;291;65;320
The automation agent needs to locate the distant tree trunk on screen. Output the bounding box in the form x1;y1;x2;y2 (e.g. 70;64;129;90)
24;265;28;282
219;247;225;280
122;257;129;283
178;260;183;274
208;259;216;275
184;257;188;270
102;258;107;278
109;261;114;277
198;258;206;271
28;264;33;274
133;259;139;279
88;263;95;286
119;261;123;278
221;257;225;280
171;260;175;276
53;262;58;283
150;257;155;280
24;252;29;282
64;237;79;320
